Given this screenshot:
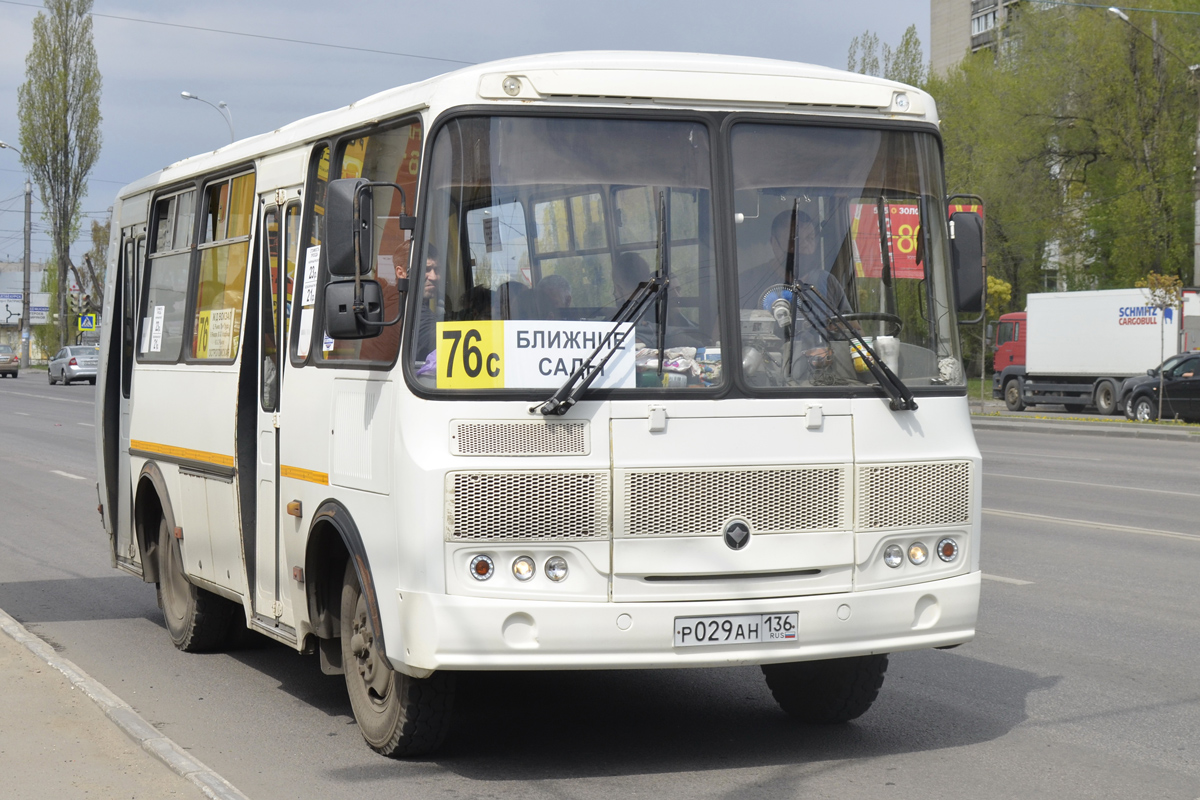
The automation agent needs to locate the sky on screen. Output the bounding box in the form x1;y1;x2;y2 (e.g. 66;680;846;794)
0;0;932;266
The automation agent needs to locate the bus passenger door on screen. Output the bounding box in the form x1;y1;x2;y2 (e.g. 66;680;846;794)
254;199;300;630
116;227;144;567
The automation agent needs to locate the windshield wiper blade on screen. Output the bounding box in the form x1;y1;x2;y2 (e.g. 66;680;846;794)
529;274;668;416
655;190;670;379
793;282;918;412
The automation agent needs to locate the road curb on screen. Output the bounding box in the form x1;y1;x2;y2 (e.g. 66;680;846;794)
0;606;250;800
972;416;1200;442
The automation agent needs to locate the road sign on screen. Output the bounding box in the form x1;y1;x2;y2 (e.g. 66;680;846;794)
0;292;21;326
78;314;96;331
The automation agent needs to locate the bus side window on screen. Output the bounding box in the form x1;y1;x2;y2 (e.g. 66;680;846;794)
292;144;330;364
261;206;280;411
321;119;423;365
191;172;255;361
139;192;194;363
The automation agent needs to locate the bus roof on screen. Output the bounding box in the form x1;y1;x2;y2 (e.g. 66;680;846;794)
116;50;937;199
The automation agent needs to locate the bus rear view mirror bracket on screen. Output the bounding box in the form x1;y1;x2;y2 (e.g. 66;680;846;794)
326;178;415;278
325;279;384;339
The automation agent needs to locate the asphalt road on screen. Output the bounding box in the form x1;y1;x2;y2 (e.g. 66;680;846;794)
1;372;1198;799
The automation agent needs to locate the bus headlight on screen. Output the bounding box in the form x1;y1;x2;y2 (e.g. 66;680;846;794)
936;538;960;562
512;556;535;581
545;556;568;582
908;542;929;566
469;555;494;581
883;544;904;568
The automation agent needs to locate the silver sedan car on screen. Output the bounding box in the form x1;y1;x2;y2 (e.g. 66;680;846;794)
48;345;99;385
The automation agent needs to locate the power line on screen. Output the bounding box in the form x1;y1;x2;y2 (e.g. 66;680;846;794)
1030;1;1200;16
0;0;475;65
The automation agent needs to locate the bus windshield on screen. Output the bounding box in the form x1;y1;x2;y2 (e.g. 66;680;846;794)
412;115;721;392
732;123;963;390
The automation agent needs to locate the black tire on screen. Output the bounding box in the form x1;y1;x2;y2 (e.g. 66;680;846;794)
1094;381;1117;415
1133;395;1158;422
156;519;236;652
47;369;55;385
88;377;96;385
1004;379;1024;412
341;560;454;757
761;653;889;724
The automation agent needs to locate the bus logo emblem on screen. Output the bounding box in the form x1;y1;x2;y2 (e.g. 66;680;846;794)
723;520;751;550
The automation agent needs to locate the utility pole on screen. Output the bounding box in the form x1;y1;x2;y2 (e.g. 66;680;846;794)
22;177;31;368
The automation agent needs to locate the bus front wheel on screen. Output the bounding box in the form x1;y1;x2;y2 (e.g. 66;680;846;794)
340;560;455;757
761;653;889;723
156;519;235;652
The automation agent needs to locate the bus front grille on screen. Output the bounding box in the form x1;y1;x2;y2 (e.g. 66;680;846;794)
618;466;851;537
856;461;972;530
450;420;589;456
446;470;611;541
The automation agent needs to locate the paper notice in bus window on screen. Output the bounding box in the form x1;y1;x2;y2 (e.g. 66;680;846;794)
322;333;335;352
297;308;313;358
198;308;235;359
150;306;165;353
140;317;151;353
301;246;320;308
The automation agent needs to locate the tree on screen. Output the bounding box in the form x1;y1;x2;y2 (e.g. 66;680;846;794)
848;26;926;87
75;214;108;313
17;0;102;349
1135;271;1183;420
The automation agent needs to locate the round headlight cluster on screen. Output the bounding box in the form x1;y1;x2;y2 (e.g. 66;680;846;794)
468;554;569;583
881;538;960;568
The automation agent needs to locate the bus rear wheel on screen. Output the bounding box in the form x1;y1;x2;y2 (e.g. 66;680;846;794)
340;560;455;757
761;653;888;723
156;519;236;652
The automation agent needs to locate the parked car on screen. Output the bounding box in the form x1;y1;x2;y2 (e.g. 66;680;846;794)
48;345;99;385
0;344;17;377
1119;352;1200;421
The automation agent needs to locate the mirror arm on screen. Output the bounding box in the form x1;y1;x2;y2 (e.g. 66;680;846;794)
350;181;415;328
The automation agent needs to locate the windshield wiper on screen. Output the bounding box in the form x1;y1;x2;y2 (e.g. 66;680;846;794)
531;192;672;417
528;275;668;416
655;191;670;379
792;283;918;412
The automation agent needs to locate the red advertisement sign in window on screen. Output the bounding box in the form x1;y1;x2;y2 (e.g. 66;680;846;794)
851;202;923;280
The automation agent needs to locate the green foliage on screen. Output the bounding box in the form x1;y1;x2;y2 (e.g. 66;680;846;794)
17;0;103;349
32;256;60;359
848;25;926;87
930;3;1200;312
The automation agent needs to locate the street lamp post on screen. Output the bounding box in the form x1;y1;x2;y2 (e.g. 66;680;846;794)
1108;7;1200;287
180;91;235;144
0;140;33;368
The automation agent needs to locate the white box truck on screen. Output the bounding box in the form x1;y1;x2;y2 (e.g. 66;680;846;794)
991;288;1184;414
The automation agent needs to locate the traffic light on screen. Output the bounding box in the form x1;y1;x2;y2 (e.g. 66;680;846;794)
67;292;80;315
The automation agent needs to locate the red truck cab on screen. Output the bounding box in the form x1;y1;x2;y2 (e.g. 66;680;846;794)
993;312;1026;373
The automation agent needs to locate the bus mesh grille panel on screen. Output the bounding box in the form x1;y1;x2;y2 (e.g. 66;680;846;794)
451;421;588;456
856;461;972;530
447;471;610;540
622;467;848;536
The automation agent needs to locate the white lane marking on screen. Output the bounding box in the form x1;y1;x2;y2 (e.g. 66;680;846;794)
77;422;94;427
0;388;92;405
984;508;1200;543
986;471;1200;499
982;573;1034;586
980;449;1104;463
50;470;85;481
14;411;30;416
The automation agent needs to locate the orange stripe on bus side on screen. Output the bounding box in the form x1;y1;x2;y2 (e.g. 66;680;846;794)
130;439;235;468
280;465;329;485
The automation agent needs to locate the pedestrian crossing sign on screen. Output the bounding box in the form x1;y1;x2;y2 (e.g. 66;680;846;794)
78;314;96;331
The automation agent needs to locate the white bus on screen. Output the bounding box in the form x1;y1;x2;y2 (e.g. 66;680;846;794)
96;51;985;757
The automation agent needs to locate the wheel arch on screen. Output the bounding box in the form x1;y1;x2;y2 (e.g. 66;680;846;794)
133;461;175;584
304;500;387;657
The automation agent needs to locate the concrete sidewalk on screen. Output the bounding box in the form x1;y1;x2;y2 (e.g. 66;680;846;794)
0;609;247;800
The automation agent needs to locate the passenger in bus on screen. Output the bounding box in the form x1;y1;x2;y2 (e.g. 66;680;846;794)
359;239;410;361
532;274;573;320
739;210;851;316
614;251;704;345
414;244;443;360
465;285;492;320
496;280;530;320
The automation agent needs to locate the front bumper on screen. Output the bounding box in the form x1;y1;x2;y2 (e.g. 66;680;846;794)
390;571;980;672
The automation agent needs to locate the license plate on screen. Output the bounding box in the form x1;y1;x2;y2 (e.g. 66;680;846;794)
674;612;798;647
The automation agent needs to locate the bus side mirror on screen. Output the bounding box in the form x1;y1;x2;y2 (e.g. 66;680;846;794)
326;178;373;277
950;211;984;319
325;279;384;339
